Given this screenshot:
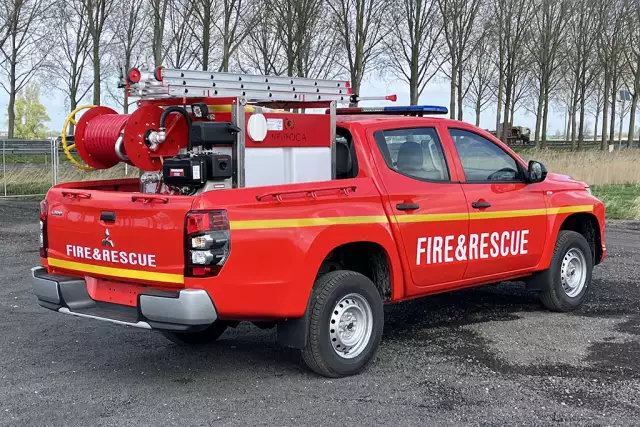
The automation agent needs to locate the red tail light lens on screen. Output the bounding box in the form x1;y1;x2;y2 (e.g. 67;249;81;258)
39;200;48;258
185;211;230;277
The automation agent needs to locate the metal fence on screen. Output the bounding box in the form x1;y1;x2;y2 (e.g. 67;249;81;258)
1;137;639;198
0;139;131;198
511;139;640;149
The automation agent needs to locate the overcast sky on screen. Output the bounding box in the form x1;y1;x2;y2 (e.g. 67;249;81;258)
0;74;633;137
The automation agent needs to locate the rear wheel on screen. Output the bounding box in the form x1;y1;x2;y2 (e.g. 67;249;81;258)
302;270;384;378
539;230;593;312
161;321;228;346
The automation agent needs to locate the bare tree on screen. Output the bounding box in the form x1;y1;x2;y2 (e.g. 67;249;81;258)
0;0;52;138
0;4;11;52
509;66;531;125
437;0;482;120
85;0;115;105
586;76;605;141
328;0;388;105
150;0;170;67
296;12;345;79
192;0;218;70
383;0;446;105
596;0;626;150
528;0;569;147
109;0;149;113
217;0;256;71
491;0;534;143
237;0;286;75
46;0;92;124
269;0;327;77
464;35;495;126
626;0;640;147
163;0;198;68
564;0;599;150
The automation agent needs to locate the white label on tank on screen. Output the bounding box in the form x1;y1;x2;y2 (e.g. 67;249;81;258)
192;165;201;180
266;118;283;131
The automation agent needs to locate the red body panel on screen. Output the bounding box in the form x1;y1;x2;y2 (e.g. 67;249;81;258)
41;116;606;321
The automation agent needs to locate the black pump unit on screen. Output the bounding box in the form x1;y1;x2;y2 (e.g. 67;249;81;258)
189;122;240;148
163;154;232;187
163;156;207;187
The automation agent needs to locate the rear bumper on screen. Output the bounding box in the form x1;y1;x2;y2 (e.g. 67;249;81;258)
31;267;218;331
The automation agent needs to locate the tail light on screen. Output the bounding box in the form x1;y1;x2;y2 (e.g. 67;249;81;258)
185;210;230;277
39;200;48;258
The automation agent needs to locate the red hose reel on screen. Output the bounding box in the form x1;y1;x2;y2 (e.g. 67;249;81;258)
72;105;189;171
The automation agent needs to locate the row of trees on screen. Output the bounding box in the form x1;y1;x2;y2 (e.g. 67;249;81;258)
1;0;639;149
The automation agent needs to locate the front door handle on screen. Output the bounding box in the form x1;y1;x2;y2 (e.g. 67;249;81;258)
397;203;419;211
471;201;492;209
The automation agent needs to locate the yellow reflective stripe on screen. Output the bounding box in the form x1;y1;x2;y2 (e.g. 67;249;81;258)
48;257;184;284
547;205;593;215
229;205;594;230
394;212;469;223
230;215;389;230
469;208;548;220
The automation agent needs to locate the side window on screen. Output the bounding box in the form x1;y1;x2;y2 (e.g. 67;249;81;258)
335;129;358;179
450;129;521;182
374;128;450;182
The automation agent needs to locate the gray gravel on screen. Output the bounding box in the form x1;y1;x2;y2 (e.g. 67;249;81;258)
1;199;639;426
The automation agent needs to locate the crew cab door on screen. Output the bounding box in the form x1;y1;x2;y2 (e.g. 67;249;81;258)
445;128;547;279
370;126;469;291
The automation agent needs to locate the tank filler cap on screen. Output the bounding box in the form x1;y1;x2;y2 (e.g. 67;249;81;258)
247;113;268;142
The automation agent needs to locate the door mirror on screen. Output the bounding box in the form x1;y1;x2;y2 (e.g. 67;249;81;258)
527;160;547;183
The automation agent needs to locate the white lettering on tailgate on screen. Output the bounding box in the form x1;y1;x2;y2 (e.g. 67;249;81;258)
65;244;157;268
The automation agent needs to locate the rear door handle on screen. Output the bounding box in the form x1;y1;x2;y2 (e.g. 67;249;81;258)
397;203;420;211
100;211;116;223
471;201;492;209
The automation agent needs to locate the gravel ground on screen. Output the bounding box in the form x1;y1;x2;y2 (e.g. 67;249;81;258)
1;199;639;426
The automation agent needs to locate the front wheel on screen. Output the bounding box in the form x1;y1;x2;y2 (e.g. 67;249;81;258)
539;230;593;312
302;270;384;378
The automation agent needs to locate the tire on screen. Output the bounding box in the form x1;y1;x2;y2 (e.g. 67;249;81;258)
302;270;384;378
161;321;228;346
539;230;593;312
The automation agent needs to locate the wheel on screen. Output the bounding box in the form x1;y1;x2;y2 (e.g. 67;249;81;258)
161;321;228;346
302;270;384;378
539;230;593;312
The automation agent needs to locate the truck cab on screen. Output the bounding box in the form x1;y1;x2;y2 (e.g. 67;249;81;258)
31;69;605;378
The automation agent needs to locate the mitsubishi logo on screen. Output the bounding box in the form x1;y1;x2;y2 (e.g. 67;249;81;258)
101;229;114;247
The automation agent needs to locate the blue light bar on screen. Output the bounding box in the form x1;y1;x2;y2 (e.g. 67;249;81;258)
333;105;449;116
383;105;448;114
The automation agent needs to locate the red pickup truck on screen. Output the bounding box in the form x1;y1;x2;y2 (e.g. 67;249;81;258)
32;111;605;378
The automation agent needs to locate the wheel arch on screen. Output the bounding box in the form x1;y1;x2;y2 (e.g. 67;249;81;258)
277;228;403;350
558;212;603;265
315;241;393;302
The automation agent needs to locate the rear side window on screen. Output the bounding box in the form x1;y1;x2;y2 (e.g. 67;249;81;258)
449;129;522;182
374;128;450;182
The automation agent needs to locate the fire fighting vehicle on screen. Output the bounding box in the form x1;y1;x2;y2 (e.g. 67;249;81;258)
31;67;605;377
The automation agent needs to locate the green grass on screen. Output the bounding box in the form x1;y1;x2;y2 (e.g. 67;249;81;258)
591;184;640;220
1;182;51;196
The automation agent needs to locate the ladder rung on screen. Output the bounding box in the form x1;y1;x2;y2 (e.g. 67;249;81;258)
161;68;349;89
134;86;351;102
160;78;351;96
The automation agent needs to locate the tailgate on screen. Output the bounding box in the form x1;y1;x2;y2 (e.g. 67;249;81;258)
45;189;194;287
